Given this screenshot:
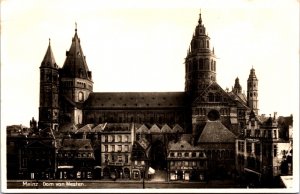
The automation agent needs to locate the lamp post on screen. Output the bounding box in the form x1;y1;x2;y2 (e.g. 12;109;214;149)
142;167;145;189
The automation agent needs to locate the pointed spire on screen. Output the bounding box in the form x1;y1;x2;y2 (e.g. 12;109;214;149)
198;9;202;24
41;39;57;68
61;25;92;80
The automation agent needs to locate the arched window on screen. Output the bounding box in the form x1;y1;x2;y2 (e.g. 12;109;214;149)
200;39;204;48
211;60;214;71
214;61;216;71
78;92;84;102
205;59;209;70
199;58;204;70
193;59;198;70
206;40;209;48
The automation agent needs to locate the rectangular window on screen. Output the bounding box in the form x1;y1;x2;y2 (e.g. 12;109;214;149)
184;153;189;157
246;143;252;153
111;135;115;142
255;143;261;155
273;130;277;138
178;153;182;157
170;152;175;157
255;130;260;137
105;154;108;162
192;152;196;157
118;155;122;162
111;145;115;152
125;155;129;163
105;135;108;142
118;145;122;152
105;145;108;152
184;161;189;166
118;135;122;142
274;145;278;157
124;145;129;152
125;135;129;142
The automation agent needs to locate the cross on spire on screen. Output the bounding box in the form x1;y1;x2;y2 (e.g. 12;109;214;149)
75;22;77;32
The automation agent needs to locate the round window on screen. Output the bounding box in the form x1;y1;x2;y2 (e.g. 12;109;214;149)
207;109;220;121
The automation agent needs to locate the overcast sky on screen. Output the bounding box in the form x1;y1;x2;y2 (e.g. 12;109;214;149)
1;0;299;128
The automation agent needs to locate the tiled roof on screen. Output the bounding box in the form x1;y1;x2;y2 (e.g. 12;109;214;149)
59;123;78;133
61;139;93;151
161;124;172;133
40;42;58;69
84;92;186;108
92;123;106;132
77;124;94;133
102;123;132;132
168;139;202;151
149;124;160;133
135;123;184;134
172;124;184;133
198;121;236;143
136;124;149;133
61;30;91;80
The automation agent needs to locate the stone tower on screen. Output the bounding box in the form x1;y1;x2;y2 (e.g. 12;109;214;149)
185;12;217;100
38;39;60;131
233;77;242;94
59;26;93;125
247;68;259;115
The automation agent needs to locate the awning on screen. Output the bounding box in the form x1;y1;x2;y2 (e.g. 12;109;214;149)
148;167;155;175
58;165;74;169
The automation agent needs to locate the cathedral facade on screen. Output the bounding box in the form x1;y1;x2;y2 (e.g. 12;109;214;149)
36;12;260;180
38;12;257;136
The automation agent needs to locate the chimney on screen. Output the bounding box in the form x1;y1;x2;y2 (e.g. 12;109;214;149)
273;112;278;120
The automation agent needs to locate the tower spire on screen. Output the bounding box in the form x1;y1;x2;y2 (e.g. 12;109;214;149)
75;22;77;33
198;9;202;24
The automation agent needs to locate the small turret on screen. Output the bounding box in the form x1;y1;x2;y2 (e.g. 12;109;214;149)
233;77;242;94
247;67;259;115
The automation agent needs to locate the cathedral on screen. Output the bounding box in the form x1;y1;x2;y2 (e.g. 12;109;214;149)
38;12;257;135
35;11;260;180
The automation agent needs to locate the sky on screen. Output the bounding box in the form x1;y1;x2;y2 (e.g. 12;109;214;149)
1;0;299;129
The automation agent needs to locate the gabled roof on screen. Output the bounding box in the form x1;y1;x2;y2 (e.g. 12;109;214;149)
198;121;236;143
136;124;149;133
59;123;78;133
40;40;58;69
192;82;235;106
61;29;92;80
77;124;94;133
92;123;106;132
161;124;172;133
149;124;160;133
102;123;132;132
172;124;184;133
84;92;186;108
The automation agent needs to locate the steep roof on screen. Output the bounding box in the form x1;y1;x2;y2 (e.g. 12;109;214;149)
84;92;186;108
61;28;92;80
40;40;58;69
198;121;236;143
